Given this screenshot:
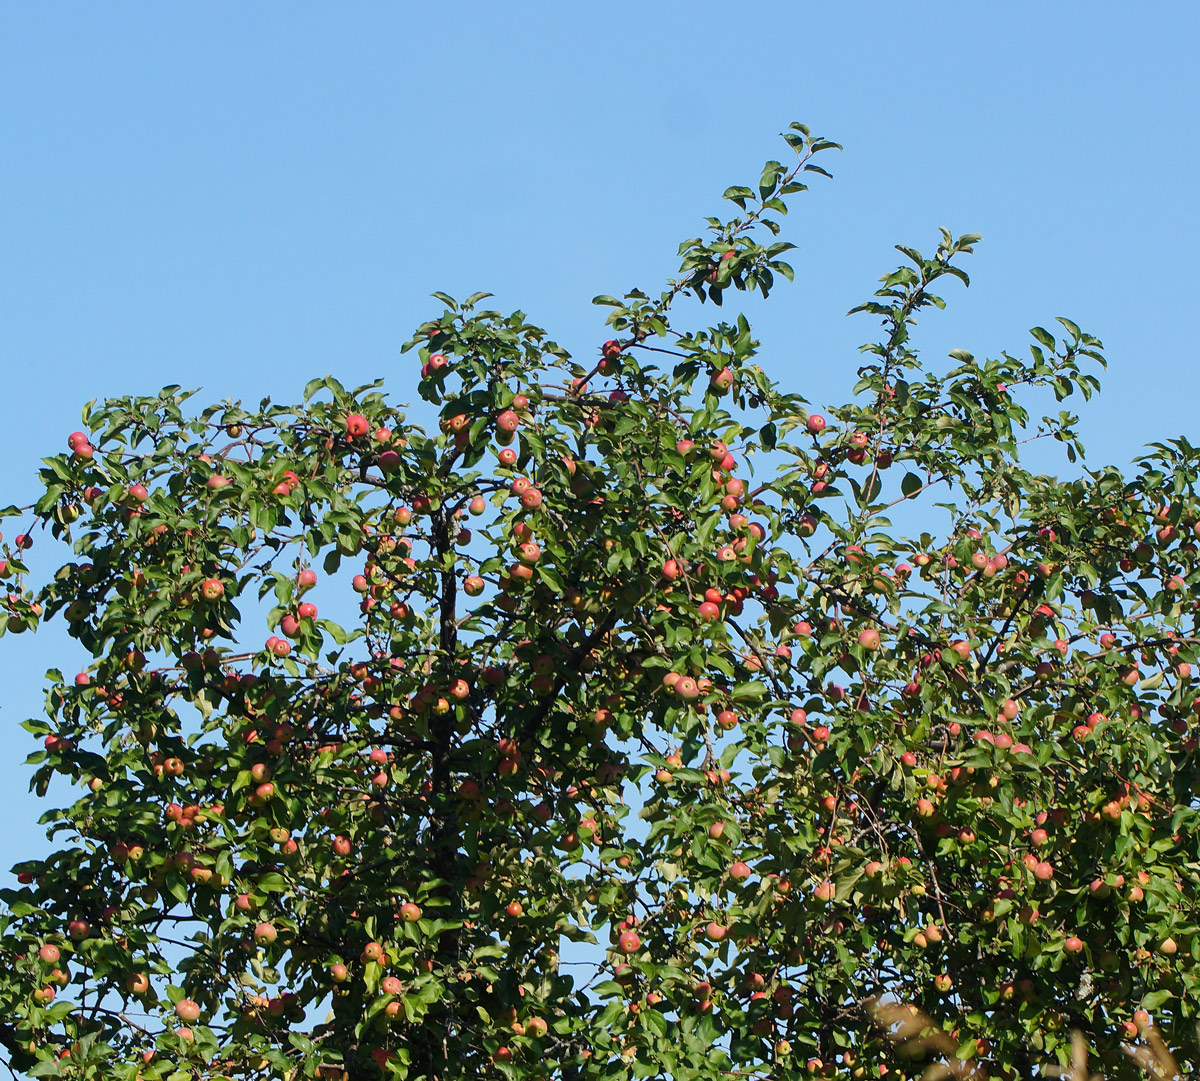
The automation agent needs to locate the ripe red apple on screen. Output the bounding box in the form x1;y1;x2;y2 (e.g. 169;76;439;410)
345;414;370;438
806;414;826;434
400;902;422;923
857;627;880;650
253;922;277;945
200;578;225;601
704;922;727;942
38;944;61;964
617;930;641;954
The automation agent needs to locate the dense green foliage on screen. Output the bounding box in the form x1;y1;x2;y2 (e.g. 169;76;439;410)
0;123;1197;1081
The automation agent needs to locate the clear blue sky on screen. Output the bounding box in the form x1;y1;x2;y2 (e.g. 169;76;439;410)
1;2;1197;873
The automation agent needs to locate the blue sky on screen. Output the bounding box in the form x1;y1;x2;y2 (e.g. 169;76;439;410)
0;0;1197;952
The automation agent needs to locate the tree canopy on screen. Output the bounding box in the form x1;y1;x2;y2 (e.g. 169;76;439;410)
0;122;1197;1081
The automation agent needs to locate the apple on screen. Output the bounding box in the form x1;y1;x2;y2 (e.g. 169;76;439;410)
361;941;384;962
710;367;734;393
175;999;201;1022
1064;936;1084;953
729;861;752;881
253;922;278;945
857;627;880;650
400;902;422;922
200;578;225;601
68;920;90;941
704;922;728;942
38;944;61;964
345;414;370;438
617;930;641;954
806;414;826;434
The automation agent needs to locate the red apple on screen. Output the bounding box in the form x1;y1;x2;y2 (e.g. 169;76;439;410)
175;999;201;1022
617;930;641;954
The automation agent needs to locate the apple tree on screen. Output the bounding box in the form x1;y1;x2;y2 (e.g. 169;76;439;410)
0;122;1197;1081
